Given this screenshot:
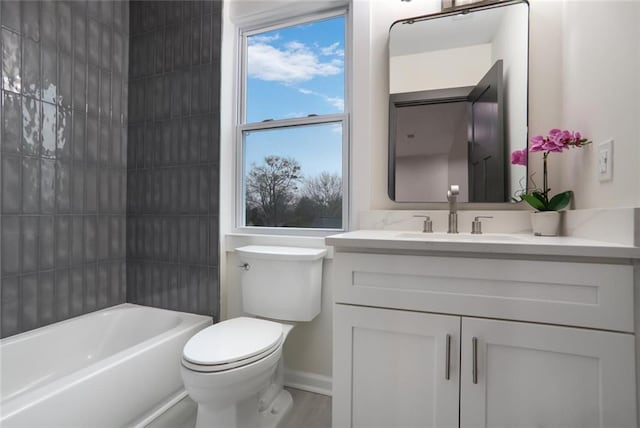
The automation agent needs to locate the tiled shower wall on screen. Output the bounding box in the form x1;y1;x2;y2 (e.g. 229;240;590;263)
1;1;129;337
126;1;221;319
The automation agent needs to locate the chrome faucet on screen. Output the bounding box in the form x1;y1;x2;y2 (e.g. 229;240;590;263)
413;215;433;233
447;185;460;234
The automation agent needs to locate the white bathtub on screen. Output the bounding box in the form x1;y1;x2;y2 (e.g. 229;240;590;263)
0;303;211;428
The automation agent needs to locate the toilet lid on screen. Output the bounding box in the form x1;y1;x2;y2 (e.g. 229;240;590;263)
183;317;284;366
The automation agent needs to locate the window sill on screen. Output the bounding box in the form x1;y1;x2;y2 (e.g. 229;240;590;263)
224;232;335;259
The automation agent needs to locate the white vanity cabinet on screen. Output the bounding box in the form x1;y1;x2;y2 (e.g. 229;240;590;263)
331;251;638;428
460;317;636;428
333;305;460;428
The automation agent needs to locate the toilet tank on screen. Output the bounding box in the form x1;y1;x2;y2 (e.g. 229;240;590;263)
235;246;327;322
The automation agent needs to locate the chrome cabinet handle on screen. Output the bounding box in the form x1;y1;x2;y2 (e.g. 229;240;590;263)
472;336;478;384
445;334;451;380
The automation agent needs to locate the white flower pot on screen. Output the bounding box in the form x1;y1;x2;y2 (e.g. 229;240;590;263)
530;211;561;236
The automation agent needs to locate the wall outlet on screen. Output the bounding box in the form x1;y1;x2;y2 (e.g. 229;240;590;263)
598;139;613;182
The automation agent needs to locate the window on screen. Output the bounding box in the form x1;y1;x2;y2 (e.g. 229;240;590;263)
238;12;348;232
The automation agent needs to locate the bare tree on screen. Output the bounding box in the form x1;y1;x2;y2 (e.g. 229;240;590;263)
302;172;342;219
246;156;302;226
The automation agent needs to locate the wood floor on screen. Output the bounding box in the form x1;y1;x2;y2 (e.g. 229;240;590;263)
282;388;331;428
146;388;331;428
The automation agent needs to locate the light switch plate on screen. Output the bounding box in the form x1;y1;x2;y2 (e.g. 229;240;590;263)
598;139;613;182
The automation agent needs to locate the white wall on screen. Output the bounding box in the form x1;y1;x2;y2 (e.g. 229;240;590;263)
218;0;640;386
556;1;640;209
390;44;492;93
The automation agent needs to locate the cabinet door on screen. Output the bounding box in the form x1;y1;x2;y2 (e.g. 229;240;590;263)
333;304;460;428
460;318;637;428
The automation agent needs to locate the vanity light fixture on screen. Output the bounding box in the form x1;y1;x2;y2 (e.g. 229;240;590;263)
452;11;473;19
442;0;496;11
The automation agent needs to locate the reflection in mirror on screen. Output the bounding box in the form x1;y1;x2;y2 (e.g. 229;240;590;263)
388;0;529;203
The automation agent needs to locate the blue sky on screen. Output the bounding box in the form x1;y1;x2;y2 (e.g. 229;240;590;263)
244;15;345;179
244;123;343;178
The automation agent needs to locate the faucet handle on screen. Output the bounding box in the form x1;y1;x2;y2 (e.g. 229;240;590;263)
413;215;433;233
471;216;493;234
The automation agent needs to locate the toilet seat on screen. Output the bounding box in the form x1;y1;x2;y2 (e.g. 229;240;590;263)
182;317;284;373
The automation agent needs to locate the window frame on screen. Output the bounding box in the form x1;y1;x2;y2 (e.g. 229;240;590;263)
235;9;350;235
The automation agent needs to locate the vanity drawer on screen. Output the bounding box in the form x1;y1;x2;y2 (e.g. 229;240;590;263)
333;253;634;332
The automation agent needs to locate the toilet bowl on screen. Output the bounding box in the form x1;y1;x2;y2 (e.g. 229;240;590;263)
181;246;326;428
181;317;294;428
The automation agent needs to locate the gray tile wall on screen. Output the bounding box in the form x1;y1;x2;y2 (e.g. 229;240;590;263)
1;1;130;338
126;1;220;319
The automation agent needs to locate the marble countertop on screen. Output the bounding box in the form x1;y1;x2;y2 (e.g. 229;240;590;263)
326;230;640;259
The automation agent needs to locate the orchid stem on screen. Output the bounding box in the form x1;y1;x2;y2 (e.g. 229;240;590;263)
543;151;549;204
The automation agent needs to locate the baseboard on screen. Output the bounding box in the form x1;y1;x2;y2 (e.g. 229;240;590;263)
284;368;332;397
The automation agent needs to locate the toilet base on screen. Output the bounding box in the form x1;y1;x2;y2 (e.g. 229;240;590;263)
260;389;293;428
193;388;292;428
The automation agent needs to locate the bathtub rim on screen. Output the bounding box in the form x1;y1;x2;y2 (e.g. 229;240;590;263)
0;303;212;422
0;303;209;346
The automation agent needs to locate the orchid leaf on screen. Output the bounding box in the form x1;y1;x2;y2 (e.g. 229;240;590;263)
521;194;547;211
531;192;548;204
548;190;573;211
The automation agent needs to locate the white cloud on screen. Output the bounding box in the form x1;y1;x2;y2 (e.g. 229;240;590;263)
326;96;344;110
285;41;306;51
320;42;344;57
297;87;344;111
330;124;343;134
285;111;307;118
249;33;281;44
248;41;343;84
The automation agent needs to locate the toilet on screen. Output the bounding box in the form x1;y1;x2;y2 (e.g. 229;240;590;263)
180;245;326;428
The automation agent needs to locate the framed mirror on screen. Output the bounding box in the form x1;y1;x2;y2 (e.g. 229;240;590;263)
388;0;529;203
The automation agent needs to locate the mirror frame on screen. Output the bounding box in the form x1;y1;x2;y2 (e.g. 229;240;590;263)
388;0;530;205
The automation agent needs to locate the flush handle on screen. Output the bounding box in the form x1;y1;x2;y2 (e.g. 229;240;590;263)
238;263;250;271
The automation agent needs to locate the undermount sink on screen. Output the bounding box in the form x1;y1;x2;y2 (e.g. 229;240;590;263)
395;232;529;243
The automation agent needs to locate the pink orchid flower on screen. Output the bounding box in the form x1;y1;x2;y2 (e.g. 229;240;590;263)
520;129;591;212
511;148;527;166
